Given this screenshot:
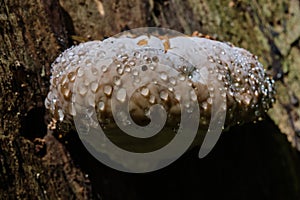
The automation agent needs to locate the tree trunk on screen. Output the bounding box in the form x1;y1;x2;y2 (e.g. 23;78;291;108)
1;0;300;199
0;0;91;199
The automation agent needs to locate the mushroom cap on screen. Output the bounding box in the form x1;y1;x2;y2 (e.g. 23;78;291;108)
45;34;275;132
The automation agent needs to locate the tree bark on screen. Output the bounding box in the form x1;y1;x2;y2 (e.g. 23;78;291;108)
0;0;91;199
1;0;300;199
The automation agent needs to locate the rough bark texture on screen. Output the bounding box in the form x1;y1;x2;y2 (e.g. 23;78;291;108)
0;0;91;199
0;0;300;199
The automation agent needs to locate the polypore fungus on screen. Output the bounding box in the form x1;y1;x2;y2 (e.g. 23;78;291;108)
45;31;276;172
45;33;275;131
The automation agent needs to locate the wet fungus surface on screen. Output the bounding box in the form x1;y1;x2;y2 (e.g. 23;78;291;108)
45;33;275;133
43;31;277;172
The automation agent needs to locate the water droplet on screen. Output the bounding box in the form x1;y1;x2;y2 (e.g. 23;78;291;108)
117;67;124;75
97;50;106;58
121;54;129;61
143;55;151;63
141;65;148;71
169;77;176;85
129;60;136;66
113;76;121;86
168;87;174;92
152;56;159;63
101;65;108;72
91;66;98;75
149;95;155;104
217;74;223;81
134;77;141;83
62;86;71;99
77;68;85;77
85;58;92;65
208;56;215;63
51;77;58;86
116;88;127;102
134;52;141;58
182;66;188;73
87;95;95;107
68;72;76;82
61;57;66;64
178;74;186;81
50;99;57;112
174;91;181;101
160;90;168;101
91;82;99;93
58;109;64;122
78;49;85;56
160;72;168;81
141;87;149;96
98;101;105;111
68;51;74;57
104;85;112;96
124;65;131;72
84;78;90;86
202;102;208;110
133;69;139;76
242;93;252;105
228;90;234;97
207;97;213;104
78;85;88;95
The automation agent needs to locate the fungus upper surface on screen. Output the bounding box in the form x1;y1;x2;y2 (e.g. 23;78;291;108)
45;34;275;132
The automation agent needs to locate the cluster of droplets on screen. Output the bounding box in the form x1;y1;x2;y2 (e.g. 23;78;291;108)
104;47;201;129
45;34;275;133
186;37;275;127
